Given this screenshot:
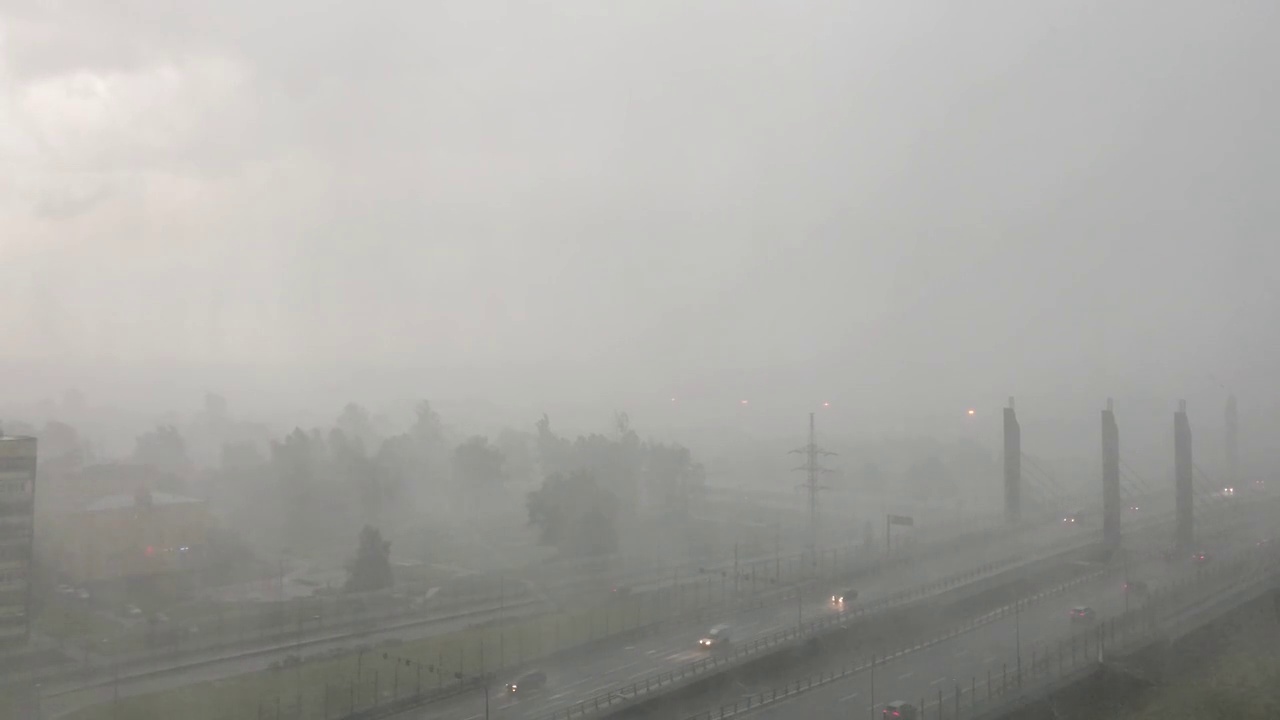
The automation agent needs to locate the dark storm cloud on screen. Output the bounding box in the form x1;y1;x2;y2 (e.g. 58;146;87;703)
0;0;1277;426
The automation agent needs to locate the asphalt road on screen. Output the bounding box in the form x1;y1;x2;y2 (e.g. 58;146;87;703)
734;517;1269;719
36;517;1028;719
38;496;1184;720
403;522;1100;720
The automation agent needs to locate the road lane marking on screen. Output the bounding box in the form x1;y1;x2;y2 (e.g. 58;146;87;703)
930;676;947;686
897;671;915;681
839;691;859;702
953;647;970;656
983;656;998;664
610;660;641;673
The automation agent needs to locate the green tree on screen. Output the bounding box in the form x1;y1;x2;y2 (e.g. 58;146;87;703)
346;525;393;592
336;402;379;450
134;425;189;475
271;428;319;495
526;470;618;557
534;414;574;477
330;428;382;523
411;400;444;445
495;428;536;483
453;436;505;488
38;420;86;471
220;440;265;470
375;433;427;493
644;442;703;516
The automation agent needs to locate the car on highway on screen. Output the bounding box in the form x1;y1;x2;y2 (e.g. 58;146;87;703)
1069;606;1096;623
506;670;547;696
883;700;918;719
1062;510;1084;525
698;624;732;649
1193;551;1212;563
831;589;857;608
611;585;631;598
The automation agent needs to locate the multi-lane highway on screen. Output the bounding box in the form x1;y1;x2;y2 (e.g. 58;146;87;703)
40;493;1189;720
407;491;1201;720
707;505;1273;719
33;515;1027;719
400;520;1102;720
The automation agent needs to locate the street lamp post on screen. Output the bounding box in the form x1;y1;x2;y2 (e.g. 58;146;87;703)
1123;547;1132;615
480;644;490;720
796;583;803;634
498;575;505;671
869;654;875;720
1015;600;1022;687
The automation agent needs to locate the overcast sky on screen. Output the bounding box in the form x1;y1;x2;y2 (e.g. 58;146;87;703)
1;0;1277;429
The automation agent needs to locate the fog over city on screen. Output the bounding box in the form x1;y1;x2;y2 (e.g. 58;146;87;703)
2;2;1279;719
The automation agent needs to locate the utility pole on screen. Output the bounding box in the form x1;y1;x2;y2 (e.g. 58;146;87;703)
796;583;803;634
790;412;835;555
480;644;490;720
1225;395;1238;491
733;542;739;595
1015;599;1022;687
869;654;875;720
498;575;505;671
774;517;781;581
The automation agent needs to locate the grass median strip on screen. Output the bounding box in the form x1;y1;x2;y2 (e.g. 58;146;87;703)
56;533;1130;720
57;592;671;720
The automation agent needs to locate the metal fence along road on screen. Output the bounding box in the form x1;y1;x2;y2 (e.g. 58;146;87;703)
521;495;1223;720
35;509;1012;695
527;556;1047;720
675;570;1113;720
680;537;1280;720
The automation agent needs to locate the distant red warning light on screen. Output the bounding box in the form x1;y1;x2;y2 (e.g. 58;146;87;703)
740;400;749;405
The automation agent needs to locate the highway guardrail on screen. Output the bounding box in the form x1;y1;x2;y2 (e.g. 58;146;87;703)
530;553;1061;720
690;534;1278;720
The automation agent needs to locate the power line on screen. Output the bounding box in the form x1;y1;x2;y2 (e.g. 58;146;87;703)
789;412;835;552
